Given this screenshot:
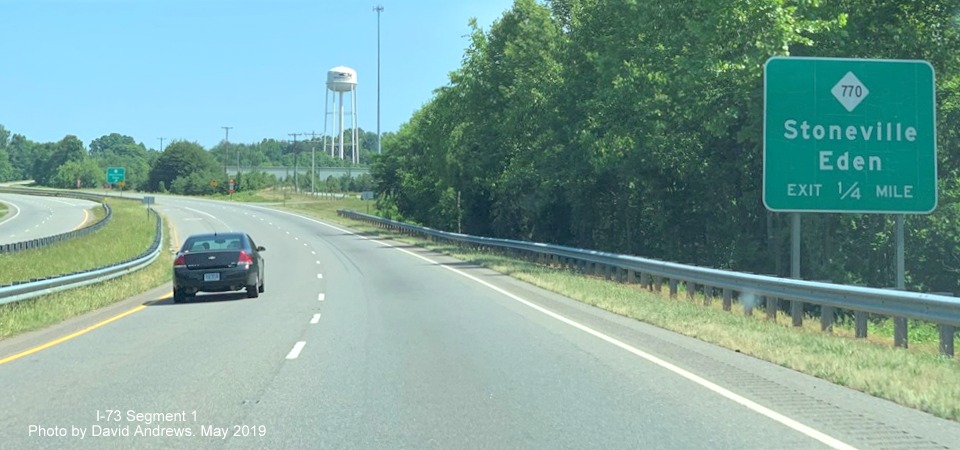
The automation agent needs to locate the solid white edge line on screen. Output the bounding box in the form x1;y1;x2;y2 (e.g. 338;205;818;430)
182;206;231;230
0;200;21;227
285;341;306;360
245;205;858;450
310;314;321;324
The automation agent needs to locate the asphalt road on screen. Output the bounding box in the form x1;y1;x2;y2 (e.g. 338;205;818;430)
0;193;98;246
0;196;958;449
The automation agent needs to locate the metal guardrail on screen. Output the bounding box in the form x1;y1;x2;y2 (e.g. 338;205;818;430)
0;190;164;306
338;210;960;357
0;187;112;254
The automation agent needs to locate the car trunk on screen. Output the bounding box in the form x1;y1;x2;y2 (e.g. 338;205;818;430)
183;251;242;270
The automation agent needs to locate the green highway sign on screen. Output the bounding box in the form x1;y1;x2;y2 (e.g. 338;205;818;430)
106;167;126;184
763;57;937;213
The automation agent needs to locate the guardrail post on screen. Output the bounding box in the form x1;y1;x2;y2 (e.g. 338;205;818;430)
791;300;803;327
626;269;636;284
653;276;662;293
703;286;712;306
855;311;868;338
765;297;777;320
931;292;955;357
894;318;908;348
686;281;695;300
722;288;732;312
820;306;834;332
939;325;955;358
639;272;650;290
883;287;908;348
669;279;678;298
745;295;755;316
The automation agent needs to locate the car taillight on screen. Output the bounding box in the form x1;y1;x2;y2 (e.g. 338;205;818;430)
238;250;253;268
174;254;186;268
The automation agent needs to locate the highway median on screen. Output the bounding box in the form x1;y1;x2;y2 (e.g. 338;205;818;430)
0;198;172;340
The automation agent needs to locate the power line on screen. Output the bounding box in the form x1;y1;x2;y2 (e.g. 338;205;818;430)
221;126;233;175
289;133;303;193
305;132;319;195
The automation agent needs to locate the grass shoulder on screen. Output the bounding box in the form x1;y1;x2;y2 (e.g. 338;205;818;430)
397;233;960;421
242;189;369;223
241;193;960;422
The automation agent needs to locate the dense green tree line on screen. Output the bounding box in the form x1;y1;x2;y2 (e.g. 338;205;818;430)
371;0;960;293
0;124;375;196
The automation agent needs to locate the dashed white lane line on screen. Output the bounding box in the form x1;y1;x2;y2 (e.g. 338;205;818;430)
311;251;316;255
317;273;323;279
286;231;290;235
243;205;856;450
285;341;306;360
318;293;325;301
316;260;321;265
310;314;321;324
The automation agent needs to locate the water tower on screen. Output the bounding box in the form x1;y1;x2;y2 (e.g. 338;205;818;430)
324;66;359;164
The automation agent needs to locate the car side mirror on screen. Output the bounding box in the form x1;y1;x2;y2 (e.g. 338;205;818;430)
257;246;266;252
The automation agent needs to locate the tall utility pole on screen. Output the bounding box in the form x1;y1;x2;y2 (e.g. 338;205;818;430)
221;126;233;175
158;137;165;152
306;131;318;195
374;5;383;155
288;133;303;193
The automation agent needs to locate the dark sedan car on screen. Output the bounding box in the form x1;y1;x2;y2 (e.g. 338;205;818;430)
172;232;265;303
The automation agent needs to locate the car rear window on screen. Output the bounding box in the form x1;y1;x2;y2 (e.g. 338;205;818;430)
184;237;245;251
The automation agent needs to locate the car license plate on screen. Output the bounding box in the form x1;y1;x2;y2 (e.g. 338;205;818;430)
204;273;220;282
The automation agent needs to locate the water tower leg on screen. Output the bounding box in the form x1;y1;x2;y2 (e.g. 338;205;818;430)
352;85;359;164
339;91;345;160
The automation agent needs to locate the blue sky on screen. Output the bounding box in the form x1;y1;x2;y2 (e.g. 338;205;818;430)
0;0;514;150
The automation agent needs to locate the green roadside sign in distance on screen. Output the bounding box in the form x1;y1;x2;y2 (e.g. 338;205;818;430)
107;167;126;184
763;57;937;213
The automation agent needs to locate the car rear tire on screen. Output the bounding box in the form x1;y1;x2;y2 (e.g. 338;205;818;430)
258;279;265;293
173;289;185;304
246;275;260;298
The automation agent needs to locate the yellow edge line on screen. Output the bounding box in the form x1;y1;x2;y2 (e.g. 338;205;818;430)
70;208;91;232
0;208;179;366
171;219;180;250
0;293;172;366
